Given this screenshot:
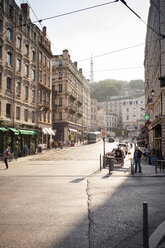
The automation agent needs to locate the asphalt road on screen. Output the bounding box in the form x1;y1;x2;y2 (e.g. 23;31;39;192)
0;141;165;248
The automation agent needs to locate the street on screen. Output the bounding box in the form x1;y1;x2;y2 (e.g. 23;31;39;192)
0;141;165;248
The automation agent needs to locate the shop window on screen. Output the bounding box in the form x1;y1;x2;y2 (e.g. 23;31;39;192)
6;103;11;117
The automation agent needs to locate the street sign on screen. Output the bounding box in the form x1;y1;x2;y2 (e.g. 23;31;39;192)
101;130;106;137
144;114;150;121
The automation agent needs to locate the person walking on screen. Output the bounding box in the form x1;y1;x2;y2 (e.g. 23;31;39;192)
134;146;143;173
3;145;10;169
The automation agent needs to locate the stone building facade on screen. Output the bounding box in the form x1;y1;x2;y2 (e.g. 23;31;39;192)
144;0;165;156
90;98;98;131
0;1;53;154
52;50;87;145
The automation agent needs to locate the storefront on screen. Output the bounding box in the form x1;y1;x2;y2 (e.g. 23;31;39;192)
38;126;56;149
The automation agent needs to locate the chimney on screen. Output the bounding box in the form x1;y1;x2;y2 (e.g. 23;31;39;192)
43;26;46;36
21;3;30;18
74;62;77;68
79;68;82;74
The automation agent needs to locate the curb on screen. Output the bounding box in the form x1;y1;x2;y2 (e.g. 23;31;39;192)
149;221;165;248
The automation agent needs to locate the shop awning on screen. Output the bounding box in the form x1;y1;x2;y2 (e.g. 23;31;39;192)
42;128;48;134
48;128;56;135
18;129;39;135
44;127;52;135
0;127;7;132
8;127;20;135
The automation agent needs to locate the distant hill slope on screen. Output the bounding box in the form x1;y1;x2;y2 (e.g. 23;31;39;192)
90;79;144;101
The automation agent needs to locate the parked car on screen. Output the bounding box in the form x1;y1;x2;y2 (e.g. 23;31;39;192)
108;137;115;143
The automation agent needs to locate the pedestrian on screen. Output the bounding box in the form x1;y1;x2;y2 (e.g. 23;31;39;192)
134;146;143;173
3;145;10;169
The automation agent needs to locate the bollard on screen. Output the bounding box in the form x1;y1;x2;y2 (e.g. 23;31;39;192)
100;154;102;171
143;202;149;248
131;158;134;175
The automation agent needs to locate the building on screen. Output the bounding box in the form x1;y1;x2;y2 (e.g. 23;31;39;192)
38;26;54;149
144;0;165;156
97;108;107;131
0;1;53;154
83;79;91;138
122;95;145;138
106;112;118;133
90;98;98;131
52;50;84;145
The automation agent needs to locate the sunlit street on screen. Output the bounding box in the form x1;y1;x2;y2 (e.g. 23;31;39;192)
0;142;165;248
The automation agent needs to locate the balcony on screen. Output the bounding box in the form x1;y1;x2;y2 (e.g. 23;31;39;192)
39;100;50;110
77;107;83;116
68;102;77;112
68;89;77;100
77;95;83;104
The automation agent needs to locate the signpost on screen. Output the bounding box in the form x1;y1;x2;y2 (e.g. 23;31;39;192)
101;130;107;168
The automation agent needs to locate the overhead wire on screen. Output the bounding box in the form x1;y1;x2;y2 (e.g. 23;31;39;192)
119;0;165;38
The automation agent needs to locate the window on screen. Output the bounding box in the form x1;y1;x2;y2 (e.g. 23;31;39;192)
17;36;21;49
19;15;22;27
44;73;46;84
7;76;12;91
32;111;35;123
0;69;2;89
39;90;42;103
59;84;62;93
127;108;129;112
59;71;62;79
7;51;12;66
59;97;62;107
32;89;35;103
32;49;36;61
59;112;62;120
9;4;14;19
43;111;46;122
7;28;12;40
24;109;28;122
0;39;2;58
25;85;28;100
59;59;63;66
39;51;42;63
48;76;50;87
39;70;42;82
33;32;36;41
25;44;29;56
17;58;21;72
26;24;30;35
0;0;3;9
6;103;11;117
32;69;35;81
0;18;3;32
52;112;55;122
47;60;50;69
126;116;129;120
48;112;50;123
16;81;21;96
16;106;20;120
43;56;46;66
25;64;29;77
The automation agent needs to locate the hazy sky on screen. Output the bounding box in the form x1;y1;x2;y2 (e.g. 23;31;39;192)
16;0;150;82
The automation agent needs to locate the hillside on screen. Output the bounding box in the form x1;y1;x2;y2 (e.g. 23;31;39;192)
90;79;144;101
